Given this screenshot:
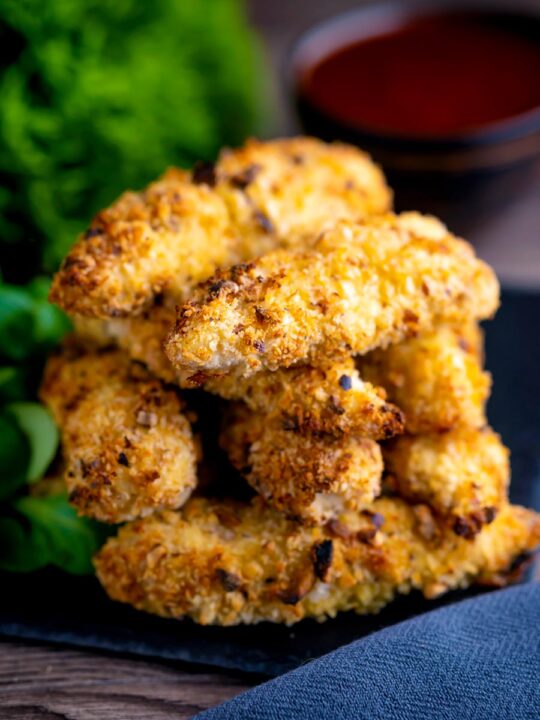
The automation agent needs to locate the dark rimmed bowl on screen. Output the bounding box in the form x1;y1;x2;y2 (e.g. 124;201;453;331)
289;0;540;236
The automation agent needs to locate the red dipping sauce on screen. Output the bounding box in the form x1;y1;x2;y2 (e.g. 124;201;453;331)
299;11;540;138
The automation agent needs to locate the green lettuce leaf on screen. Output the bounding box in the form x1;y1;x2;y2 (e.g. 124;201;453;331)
0;410;29;500
0;0;263;280
0;280;71;362
7;402;58;482
0;494;112;574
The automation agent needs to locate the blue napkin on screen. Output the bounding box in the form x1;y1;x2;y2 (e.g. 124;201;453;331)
196;583;540;719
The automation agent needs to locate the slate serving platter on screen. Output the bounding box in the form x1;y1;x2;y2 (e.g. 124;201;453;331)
1;288;539;677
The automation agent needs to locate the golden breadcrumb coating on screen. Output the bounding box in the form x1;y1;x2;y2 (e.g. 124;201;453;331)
50;169;236;318
40;346;198;523
215;136;391;258
50;137;391;319
75;316;404;440
454;320;485;361
383;427;509;538
220;403;383;524
358;324;491;434
75;304;180;383
165;213;499;378
94;496;540;626
72;316;119;349
203;354;404;440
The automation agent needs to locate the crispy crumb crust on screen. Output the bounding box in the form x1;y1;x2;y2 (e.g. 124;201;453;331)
165;213;499;378
358;323;491;434
200;353;404;440
49;170;236;318
383;427;509;538
94;496;540;626
50;137;391;319
215;136;391;258
220;403;383;524
40;345;198;523
74;317;404;440
74;304;180;383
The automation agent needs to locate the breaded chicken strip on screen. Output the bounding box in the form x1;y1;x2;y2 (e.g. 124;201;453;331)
50;138;391;319
74;304;180;383
165;213;499;378
40;346;198;523
94;496;540;626
358;324;490;434
215;136;391;258
220;404;383;524
454;320;485;360
50;169;236;318
75;315;404;441
204;354;404;440
383;427;509;539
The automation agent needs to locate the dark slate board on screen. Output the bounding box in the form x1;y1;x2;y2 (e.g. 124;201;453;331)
0;288;539;677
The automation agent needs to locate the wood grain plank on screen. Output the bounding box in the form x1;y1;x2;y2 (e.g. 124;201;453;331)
0;640;254;719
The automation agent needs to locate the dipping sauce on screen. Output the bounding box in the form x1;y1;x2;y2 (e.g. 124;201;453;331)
299;11;540;138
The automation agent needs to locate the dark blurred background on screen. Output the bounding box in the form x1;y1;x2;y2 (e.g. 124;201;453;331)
248;0;540;288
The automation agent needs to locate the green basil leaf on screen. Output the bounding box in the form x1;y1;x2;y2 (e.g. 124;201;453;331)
7;402;59;482
0;285;35;361
0;281;70;362
26;277;51;301
0;495;111;575
0;366;18;391
0;366;28;402
32;301;72;347
0;514;51;572
0;412;29;500
27;278;72;345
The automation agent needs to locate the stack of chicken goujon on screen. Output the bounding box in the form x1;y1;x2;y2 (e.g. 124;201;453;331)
43;137;540;626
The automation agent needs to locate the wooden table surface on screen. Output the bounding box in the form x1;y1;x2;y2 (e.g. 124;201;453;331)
0;640;251;719
2;2;540;718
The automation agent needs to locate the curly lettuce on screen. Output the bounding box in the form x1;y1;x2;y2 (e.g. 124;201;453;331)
0;0;262;279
